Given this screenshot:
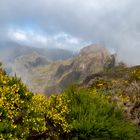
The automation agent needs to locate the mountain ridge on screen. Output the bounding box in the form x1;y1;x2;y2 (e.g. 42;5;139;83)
0;41;74;63
6;44;115;94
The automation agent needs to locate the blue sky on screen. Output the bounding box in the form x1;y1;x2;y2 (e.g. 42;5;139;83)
0;0;140;64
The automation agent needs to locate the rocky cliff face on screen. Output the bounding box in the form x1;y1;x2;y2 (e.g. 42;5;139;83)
71;44;111;75
9;44;113;94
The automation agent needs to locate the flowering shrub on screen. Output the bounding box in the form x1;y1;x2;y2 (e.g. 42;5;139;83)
0;69;33;139
0;67;70;139
25;94;71;139
130;68;140;81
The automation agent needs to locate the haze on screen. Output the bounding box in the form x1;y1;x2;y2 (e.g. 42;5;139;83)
0;0;140;64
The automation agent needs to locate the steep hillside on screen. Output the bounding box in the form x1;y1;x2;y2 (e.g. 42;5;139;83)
9;44;114;94
82;64;140;127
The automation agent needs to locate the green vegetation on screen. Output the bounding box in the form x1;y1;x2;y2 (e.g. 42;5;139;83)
66;87;138;140
86;65;140;129
0;64;140;139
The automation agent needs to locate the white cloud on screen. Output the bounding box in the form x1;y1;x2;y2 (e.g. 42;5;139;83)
35;35;47;44
1;0;140;64
13;32;27;41
7;29;86;50
54;32;81;45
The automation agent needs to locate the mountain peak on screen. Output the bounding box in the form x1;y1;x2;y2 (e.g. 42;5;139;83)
80;44;108;56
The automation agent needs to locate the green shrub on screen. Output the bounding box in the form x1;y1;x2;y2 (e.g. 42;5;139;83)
66;86;138;140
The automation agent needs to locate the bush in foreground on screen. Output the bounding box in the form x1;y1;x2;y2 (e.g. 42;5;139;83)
0;67;70;139
66;87;138;140
0;65;139;140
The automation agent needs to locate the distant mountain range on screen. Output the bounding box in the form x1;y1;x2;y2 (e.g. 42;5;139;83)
0;42;116;95
0;41;74;63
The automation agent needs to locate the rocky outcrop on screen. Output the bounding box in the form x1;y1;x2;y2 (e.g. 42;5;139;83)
71;44;111;76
